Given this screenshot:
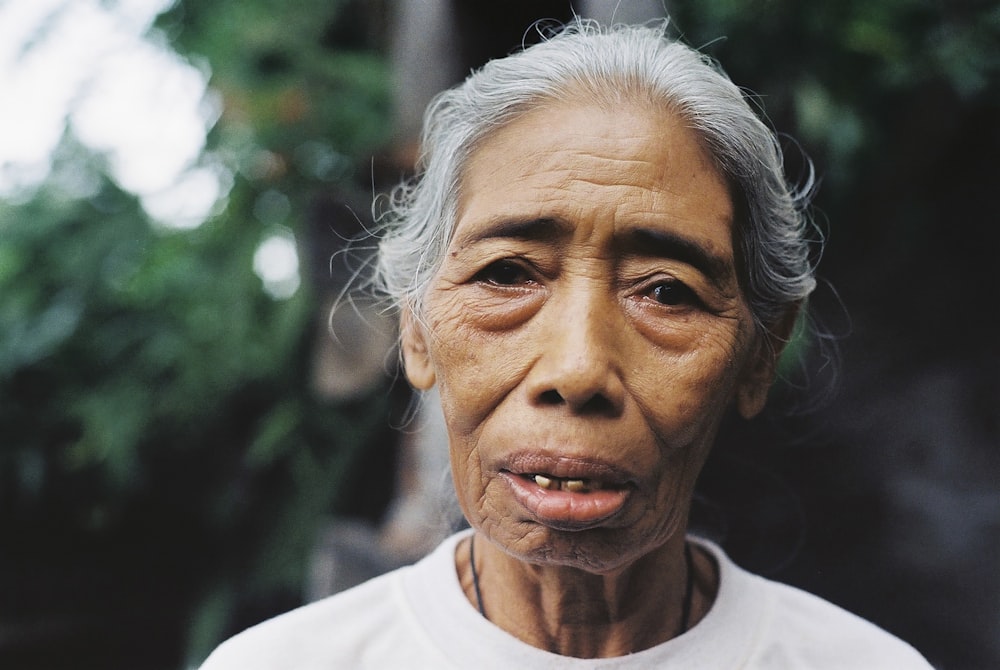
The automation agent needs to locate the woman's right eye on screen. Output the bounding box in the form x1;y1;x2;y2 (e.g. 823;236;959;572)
474;260;531;286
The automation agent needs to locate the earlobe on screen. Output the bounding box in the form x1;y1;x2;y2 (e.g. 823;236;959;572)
400;308;436;390
735;370;772;419
735;305;801;419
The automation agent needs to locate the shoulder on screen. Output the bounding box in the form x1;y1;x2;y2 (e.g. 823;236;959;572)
197;569;404;670
695;539;934;669
196;531;471;670
756;578;932;668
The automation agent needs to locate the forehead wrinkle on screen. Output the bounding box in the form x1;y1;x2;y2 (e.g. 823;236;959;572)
454;99;736;275
546;146;665;179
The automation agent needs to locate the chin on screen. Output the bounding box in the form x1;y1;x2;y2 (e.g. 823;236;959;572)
489;520;679;575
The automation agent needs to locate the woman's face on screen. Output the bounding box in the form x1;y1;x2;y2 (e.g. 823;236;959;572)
403;100;780;573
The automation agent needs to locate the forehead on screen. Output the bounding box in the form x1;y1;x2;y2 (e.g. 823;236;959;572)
453;99;734;253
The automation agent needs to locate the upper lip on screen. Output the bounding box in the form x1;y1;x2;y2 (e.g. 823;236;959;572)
497;450;639;488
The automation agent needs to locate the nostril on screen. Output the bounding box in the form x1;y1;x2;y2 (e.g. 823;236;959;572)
579;394;617;416
535;388;619;416
538;389;563;405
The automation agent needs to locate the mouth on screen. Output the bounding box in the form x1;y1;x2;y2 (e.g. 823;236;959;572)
521;473;625;494
499;460;636;530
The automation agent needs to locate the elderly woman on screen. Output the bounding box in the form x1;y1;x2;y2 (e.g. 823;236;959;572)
201;20;932;669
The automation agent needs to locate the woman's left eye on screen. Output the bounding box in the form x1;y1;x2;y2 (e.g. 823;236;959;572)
645;280;699;307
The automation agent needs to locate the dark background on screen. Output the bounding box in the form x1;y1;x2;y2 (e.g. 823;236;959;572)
0;1;997;668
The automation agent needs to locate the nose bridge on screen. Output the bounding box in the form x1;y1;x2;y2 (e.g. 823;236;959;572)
530;274;625;412
560;282;616;364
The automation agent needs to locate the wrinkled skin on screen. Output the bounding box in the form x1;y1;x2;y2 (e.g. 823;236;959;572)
401;99;789;656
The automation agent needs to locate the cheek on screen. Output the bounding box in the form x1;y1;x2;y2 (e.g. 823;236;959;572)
447;442;477;510
431;346;496;441
637;344;743;426
426;291;491;378
430;345;508;508
427;324;530;434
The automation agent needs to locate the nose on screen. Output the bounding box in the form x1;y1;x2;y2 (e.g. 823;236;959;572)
525;288;626;416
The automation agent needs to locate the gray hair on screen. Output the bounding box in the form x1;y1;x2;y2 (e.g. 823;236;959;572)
372;18;819;339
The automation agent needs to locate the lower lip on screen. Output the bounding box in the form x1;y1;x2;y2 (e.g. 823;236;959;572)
500;472;631;530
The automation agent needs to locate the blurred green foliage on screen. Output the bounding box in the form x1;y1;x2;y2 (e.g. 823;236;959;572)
0;0;393;667
671;0;1000;185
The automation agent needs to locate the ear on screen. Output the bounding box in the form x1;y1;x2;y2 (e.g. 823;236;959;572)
400;307;436;390
735;305;801;419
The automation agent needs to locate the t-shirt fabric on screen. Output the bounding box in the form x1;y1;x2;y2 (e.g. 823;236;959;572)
199;530;933;669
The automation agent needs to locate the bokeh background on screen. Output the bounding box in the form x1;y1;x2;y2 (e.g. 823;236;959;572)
1;1;997;669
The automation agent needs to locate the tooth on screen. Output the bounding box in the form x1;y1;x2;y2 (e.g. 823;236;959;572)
534;474;553;489
564;479;586;493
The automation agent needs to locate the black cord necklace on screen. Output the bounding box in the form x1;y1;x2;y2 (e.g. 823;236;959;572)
469;534;487;618
468;536;697;636
678;541;695;636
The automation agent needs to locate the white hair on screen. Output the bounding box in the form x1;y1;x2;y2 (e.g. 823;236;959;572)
371;18;819;339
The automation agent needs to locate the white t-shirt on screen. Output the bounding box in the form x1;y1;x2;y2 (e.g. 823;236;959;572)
199;530;933;669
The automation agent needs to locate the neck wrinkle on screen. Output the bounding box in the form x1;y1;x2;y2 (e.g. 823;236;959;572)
472;533;695;659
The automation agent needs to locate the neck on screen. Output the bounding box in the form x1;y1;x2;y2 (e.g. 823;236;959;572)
460;532;715;658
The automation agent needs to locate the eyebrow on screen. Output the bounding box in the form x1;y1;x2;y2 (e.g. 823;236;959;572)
456;217;571;246
619;228;733;286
